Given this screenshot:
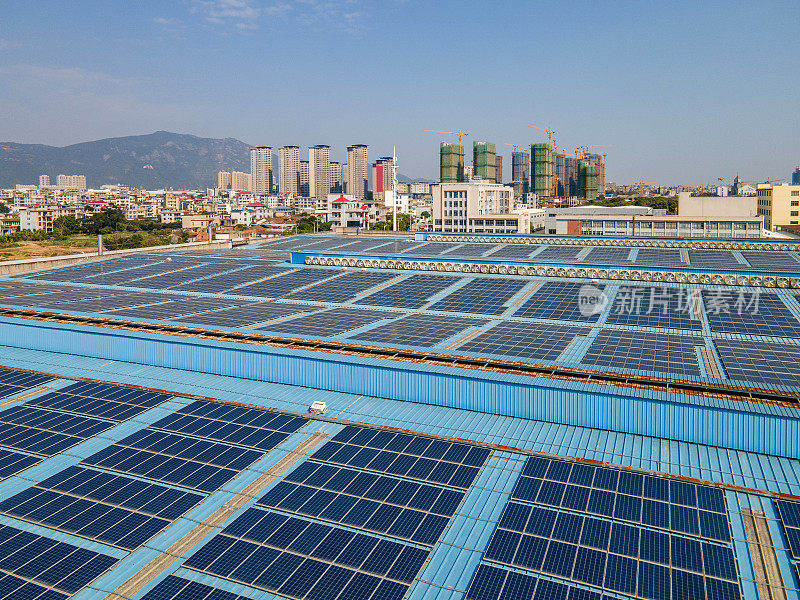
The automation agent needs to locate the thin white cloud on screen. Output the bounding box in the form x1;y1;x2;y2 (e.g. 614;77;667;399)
190;0;368;31
0;39;21;50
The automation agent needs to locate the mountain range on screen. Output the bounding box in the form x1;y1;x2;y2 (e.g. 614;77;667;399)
0;131;429;190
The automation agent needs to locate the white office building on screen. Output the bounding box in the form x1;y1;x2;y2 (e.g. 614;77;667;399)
432;182;528;234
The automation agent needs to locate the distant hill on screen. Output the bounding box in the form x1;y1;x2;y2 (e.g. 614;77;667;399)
0;131;251;189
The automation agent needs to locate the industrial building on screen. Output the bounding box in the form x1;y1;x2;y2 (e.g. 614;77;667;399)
0;232;798;600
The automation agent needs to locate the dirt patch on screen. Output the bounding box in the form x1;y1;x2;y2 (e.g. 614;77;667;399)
0;241;98;261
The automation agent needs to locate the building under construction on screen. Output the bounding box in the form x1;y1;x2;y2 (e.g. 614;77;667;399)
440;142;464;183
472;141;497;182
531;144;606;201
511;150;530;197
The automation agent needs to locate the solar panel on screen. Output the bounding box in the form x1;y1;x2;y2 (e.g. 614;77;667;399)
46;291;175;313
257;460;464;545
81;428;264;492
714;340;800;387
122;263;224;290
466;456;741;600
0;367;53;400
310;425;490;490
0;406;114;456
232;268;340;299
141;575;252;600
484;244;539;259
354;274;460;308
582;330;704;377
604;286;703;330
634;249;686;267
703;291;800;337
330;239;395;253
257;307;398;336
84;259;202;285
25;256;161;282
150;400;307;451
514;282;606;322
0;523;118;595
184;507;426;600
168;301;310;328
0;465;203;549
429;278;527;315
25;381;170;421
103;297;241;321
0;449;41;480
457;322;590;361
348;314;485;348
580;247;632;265
741;251;800;272
401;242;459;255
170;265;290;293
688;250;740;269
531;246;583;262
284;271;396;303
444;243;499;257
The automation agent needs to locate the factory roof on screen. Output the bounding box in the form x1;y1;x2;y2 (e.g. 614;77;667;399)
0;234;797;599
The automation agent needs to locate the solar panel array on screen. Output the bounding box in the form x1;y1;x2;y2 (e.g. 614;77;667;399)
171;265;289;293
0;448;41;480
605;286;703;331
25;256;160;282
0;406;115;456
123;263;226;290
284;271;395;303
445;243;498;257
81;428;265;493
104;297;241;321
348;314;485;348
0;367;52;400
355;274;459;308
233;268;340;299
687;250;740;269
514;282;605;322
168;301;309;328
467;455;741;600
258;307;398;337
580;247;632;265
429;278;527;315
741;251;800;272
634;249;686;267
582;330;703;377
25;381;170;421
714;340;800;387
532;246;584;262
702;291;800;338
0;465;203;550
401;242;458;255
141;575;251;600
49;291;175;313
182;425;489;600
0;523;118;598
149;400;307;452
458;322;590;361
487;245;540;259
774;500;800;586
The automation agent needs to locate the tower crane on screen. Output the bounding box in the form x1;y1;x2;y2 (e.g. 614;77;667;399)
424;129;469;149
576;145;613;159
529;125;555;146
635;179;656;196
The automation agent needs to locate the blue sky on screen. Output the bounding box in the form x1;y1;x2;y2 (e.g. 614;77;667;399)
1;0;798;184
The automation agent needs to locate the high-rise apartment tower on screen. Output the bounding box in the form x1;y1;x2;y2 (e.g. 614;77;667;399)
346;145;368;200
511;151;530;197
250;147;273;194
440;142;464;183
278;146;300;195
309;146;330;200
473;142;497;182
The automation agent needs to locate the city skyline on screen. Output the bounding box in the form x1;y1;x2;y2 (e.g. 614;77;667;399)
1;1;798;184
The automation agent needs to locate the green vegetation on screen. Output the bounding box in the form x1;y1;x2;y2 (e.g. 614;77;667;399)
291;215;332;234
587;196;678;214
372;213;413;231
0;203;9;214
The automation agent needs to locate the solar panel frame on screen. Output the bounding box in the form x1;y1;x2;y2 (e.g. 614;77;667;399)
25;381;170;421
0;406;114;456
457;322;590;361
354;274;461;309
348;313;486;348
428;278;528;315
514;282;606;323
604;286;703;331
703;291;800;338
714;340;800;387
582;330;704;377
257;307;399;336
284;271;397;303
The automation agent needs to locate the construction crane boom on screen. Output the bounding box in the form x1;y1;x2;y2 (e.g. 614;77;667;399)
424;129;469;148
529;125;555;146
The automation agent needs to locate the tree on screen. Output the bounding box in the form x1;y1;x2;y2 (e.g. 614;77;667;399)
52;216;81;236
0;203;9;214
421;211;430;219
